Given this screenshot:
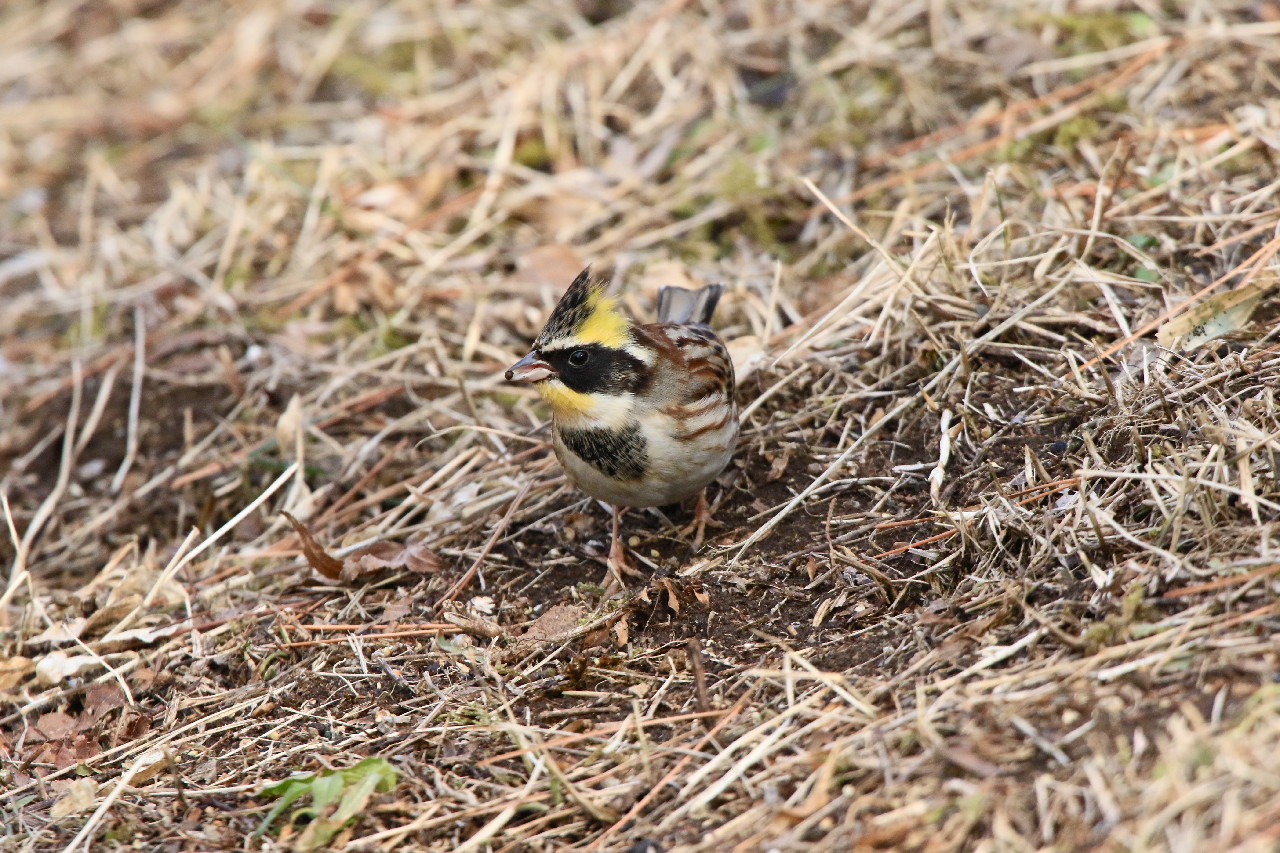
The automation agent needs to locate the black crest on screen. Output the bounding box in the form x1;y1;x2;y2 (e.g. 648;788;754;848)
535;267;603;348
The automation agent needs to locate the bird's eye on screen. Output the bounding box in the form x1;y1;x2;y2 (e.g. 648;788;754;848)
568;349;591;368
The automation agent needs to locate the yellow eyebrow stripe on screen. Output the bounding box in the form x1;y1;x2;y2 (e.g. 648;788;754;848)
575;292;629;349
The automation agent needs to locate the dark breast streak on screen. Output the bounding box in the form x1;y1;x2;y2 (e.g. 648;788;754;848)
558;422;648;480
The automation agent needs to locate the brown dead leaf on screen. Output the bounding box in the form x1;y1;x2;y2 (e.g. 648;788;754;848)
34;711;78;742
656;578;682;615
35;651;102;686
282;512;343;579
81;594;142;638
1157;276;1275;351
26;619;87;647
522;604;586;644
50;777;99;818
85;682;127;719
518;244;587;289
40;735;101;770
765;444;793;482
380;599;413;624
0;656;35;690
128;749;171;785
128;667;157;690
283;514;444;582
115;711;151;746
345;540;442;579
726;334;767;383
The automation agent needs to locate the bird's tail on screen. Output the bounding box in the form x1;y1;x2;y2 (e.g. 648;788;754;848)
656;283;724;326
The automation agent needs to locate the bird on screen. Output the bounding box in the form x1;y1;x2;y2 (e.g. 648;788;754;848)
505;267;738;583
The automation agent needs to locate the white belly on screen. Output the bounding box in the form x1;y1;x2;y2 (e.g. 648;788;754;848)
553;410;737;508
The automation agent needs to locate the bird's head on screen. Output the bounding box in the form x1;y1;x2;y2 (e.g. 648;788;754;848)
505;268;653;423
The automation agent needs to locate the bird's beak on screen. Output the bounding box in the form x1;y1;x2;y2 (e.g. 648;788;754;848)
505;351;555;383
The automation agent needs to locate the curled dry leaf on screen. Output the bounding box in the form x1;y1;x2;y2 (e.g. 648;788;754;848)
502;604;586;663
36;651;102;686
50;777;100;818
128;748;171;785
344;540;442;579
1156;276;1275;351
92;621;187;654
274;394;305;457
656;578;682;615
726;334;767;382
0;656;36;689
379;599;413;624
282;512;442;583
468;595;496;616
282;512;344;580
26;619;87;647
75;544;186;612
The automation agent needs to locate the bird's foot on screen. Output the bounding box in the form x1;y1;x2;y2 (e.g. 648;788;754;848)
682;491;717;550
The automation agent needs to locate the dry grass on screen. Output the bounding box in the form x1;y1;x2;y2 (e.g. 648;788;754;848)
3;0;1280;850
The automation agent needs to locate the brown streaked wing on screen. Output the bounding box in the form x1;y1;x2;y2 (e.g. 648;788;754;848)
643;321;737;434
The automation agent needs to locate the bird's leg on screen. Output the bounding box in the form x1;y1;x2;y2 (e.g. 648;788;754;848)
605;504;631;590
685;490;712;550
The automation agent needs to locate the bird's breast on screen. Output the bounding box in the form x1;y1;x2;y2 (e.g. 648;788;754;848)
556;422;649;481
